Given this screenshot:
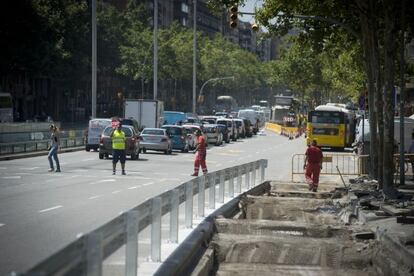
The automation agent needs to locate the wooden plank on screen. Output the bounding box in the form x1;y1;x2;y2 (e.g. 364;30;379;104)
381;205;413;216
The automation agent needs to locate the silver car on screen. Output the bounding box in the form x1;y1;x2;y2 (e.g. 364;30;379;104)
140;128;172;154
203;124;223;146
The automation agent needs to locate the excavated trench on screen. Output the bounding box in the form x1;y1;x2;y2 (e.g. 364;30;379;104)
191;182;403;276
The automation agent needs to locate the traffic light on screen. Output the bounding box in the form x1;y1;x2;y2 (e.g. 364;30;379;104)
229;6;238;28
251;23;259;32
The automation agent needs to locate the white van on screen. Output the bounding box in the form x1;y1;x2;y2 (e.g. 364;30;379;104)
238;109;259;134
86;118;112;151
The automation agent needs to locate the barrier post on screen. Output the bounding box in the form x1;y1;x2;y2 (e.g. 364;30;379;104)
237;166;242;193
86;232;103;276
209;172;216;209
251;163;256;186
229;169;234;198
125;210;139;276
245;164;250;190
185;181;193;228
260;160;265;182
219;170;225;203
169;188;179;243
151;197;162;262
198;176;205;218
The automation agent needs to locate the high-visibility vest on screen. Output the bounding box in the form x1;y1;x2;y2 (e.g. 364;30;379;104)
112;130;126;150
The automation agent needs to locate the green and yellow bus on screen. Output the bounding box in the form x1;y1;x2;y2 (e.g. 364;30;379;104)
306;104;356;151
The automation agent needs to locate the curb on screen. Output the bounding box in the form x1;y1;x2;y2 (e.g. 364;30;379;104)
0;147;85;161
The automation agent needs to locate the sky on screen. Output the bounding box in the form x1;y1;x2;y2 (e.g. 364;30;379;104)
238;0;263;24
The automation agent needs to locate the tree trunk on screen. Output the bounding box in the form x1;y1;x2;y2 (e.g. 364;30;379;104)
382;0;398;198
360;2;378;179
369;0;384;186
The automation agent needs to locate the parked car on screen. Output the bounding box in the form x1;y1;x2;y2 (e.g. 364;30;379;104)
182;125;201;150
163;111;188;125
99;125;140;160
85;118;112;151
233;118;246;138
217;124;230;143
161;125;190;152
200;116;218;124
217;118;238;141
240;117;253;137
203;124;223;146
140;128;172;154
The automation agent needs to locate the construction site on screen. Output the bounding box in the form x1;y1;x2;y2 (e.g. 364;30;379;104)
157;178;414;276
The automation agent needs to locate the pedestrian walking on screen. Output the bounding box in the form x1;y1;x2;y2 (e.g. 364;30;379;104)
48;124;61;172
191;129;208;176
111;122;126;175
303;140;323;192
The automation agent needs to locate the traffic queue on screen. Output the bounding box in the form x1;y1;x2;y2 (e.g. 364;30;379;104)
84;110;265;161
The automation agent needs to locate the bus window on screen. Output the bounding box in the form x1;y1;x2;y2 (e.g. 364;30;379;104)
0;92;13;122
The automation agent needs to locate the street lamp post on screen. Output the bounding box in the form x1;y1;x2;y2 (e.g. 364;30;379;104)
198;76;235;112
192;0;197;114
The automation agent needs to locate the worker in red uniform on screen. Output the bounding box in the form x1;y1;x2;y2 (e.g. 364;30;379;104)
304;140;323;192
191;129;208;176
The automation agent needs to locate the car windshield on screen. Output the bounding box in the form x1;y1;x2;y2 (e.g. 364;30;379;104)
204;126;216;133
142;129;164;135
235;121;242;127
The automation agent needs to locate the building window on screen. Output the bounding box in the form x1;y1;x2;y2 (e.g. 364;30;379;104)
181;3;189;13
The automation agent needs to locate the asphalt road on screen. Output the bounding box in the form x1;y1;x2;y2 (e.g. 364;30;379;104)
0;129;307;275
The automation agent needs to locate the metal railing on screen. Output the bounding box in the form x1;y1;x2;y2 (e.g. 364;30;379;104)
23;159;268;276
0;137;85;155
292;153;414;182
291;153;360;182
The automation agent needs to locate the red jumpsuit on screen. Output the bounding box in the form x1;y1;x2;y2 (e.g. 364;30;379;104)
305;146;323;188
193;135;207;175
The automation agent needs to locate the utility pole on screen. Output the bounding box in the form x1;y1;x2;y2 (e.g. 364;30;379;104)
399;0;406;186
192;0;197;114
153;0;158;101
91;0;97;118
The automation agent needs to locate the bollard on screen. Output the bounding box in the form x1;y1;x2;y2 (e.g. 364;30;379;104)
198;176;205;218
219;171;225;203
237;166;242;194
185;181;193;228
151;197;162;262
209;173;216;210
229;169;234;198
169;188;179;243
125;210;139;276
86;232;103;276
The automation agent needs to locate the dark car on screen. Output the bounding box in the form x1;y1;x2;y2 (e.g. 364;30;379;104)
99;125;140;160
240;117;253;137
217;124;230;143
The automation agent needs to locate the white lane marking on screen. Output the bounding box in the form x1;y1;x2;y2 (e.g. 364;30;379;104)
128;186;138;190
90;179;116;185
143;182;154;186
1;176;22;179
0;223;5;228
88;195;103;200
112;190;121;194
39;205;63;213
82;158;95;162
19;167;40;171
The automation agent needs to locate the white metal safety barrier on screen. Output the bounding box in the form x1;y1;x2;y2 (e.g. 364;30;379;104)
291;153;360;182
22;159;268;276
292;153;414;182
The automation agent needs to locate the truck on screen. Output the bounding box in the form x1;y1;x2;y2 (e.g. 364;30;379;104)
124;99;164;129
